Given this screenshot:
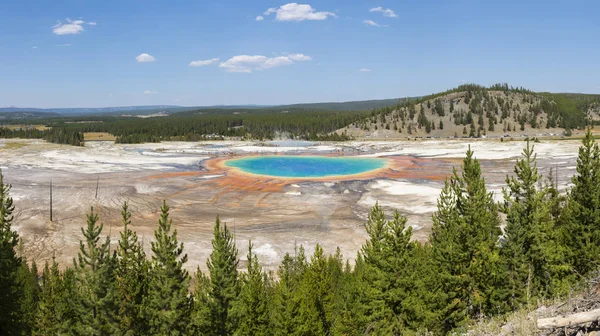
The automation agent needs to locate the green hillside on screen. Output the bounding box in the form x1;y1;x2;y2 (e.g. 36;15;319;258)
341;83;600;139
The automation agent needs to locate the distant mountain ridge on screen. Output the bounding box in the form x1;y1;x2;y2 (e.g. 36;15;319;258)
0;98;409;118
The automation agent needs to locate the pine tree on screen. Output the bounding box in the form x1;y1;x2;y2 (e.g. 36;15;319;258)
0;169;23;335
232;242;270;335
16;256;40;335
72;207;117;335
35;257;76;335
195;215;239;336
562;128;600;277
144;201;191;335
296;244;331;335
356;202;392;330
114;202;149;335
356;203;433;334
430;147;507;333
501;141;572;308
269;246;306;335
190;268;212;334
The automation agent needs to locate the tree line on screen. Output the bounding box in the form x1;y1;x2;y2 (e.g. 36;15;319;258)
2;108;365;145
0;127;84;146
3;132;600;335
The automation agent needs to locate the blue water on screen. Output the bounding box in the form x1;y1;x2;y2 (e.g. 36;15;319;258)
225;156;386;178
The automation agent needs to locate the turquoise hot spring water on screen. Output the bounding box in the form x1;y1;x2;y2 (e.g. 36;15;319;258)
224;156;387;178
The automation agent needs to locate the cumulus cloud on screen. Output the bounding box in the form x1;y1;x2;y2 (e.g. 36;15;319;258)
363;20;380;27
219;53;311;73
136;53;156;63
262;3;336;22
256;15;264;21
369;6;397;18
359;68;372;72
143;90;157;95
189;58;220;67
52;18;95;35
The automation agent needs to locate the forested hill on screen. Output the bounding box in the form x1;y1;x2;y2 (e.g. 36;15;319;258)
340;83;600;139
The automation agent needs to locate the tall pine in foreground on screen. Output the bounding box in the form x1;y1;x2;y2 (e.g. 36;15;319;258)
562;128;600;277
72;207;117;335
114;202;149;335
0;170;23;335
35;257;76;335
16;254;40;335
356;203;435;334
231;242;270;335
269;246;307;335
430;146;507;333
198;216;239;336
144;201;191;335
501;141;571;308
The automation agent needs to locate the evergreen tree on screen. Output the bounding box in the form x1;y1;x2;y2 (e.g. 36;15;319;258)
357;203;434;334
296;244;332;335
356;202;392;330
501;141;572;308
269;246;306;335
430;147;507;333
16;256;40;335
144;201;191;335
199;216;239;336
562;129;600;277
72;207;117;335
0;169;23;335
114;202;149;335
190;268;212;334
35;257;76;335
232;242;270;335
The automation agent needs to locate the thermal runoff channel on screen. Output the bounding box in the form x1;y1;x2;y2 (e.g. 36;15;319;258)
224;156;387;178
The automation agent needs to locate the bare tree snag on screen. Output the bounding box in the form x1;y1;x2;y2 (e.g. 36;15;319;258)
537;308;600;330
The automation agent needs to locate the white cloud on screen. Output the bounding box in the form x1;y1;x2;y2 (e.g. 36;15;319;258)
264;8;277;15
363;20;380;27
59;43;72;47
52;18;95;35
287;53;312;61
256;15;264;21
219;53;311;73
143;90;157;95
262;3;336;22
136;53;156;63
369;6;397;18
189;58;220;67
32;46;38;49
359;68;372;72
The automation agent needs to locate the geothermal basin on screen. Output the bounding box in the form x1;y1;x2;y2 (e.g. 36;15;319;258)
0;138;582;272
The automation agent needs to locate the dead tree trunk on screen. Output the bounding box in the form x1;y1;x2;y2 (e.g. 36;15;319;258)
537;308;600;330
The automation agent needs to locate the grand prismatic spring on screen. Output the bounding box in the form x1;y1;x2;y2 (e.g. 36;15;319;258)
224;156;388;178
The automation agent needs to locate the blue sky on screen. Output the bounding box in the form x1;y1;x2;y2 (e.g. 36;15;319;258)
1;0;598;108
